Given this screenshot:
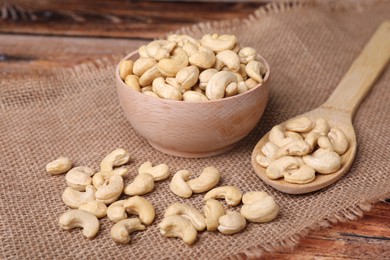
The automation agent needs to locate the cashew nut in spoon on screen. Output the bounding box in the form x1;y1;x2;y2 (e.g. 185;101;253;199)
283;165;316;184
204;186;242;206
238;47;257;64
138;161;170;181
100;148;130;172
261;141;279;160
255;155;271;168
78;200;107;218
317;136;334;151
65;166;95;191
285;131;304;140
110;218;146;244
266;156;299;180
46;156;72;175
285;117;314;132
240;194;279;223
205;71;237;100
158;47;189;77
169;170;192;198
200;33;237;52
119;60;133;80
123;196;155;225
269;125;296;147
124;172;155;196
62;185;96;209
274;139;312;159
217;211;246;235
186;166;220;193
159;215;197;245
95;174;124;204
164;202;206;231
59;209;100;239
328;128;349;154
302;148;341;174
152;77;183;100
203;199;225;231
107;200;127;222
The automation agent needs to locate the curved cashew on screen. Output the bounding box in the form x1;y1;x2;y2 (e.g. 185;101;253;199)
158;47;189;77
240;195;279;223
241;191;269;205
318;136;334;151
138;161;170;181
46;156;72;175
199;69;218;90
256;154;271;168
95;175;124;204
284;165;316;184
124;173;155;196
204;186;242;206
152;77;183;100
269;125;296;147
110;218;146;244
266;156;299;180
285;131;303;140
205;71;237;100
304;132;322;148
119;60;133;80
183;91;209;102
164;202;206;231
65;166;95;191
139;64;163;87
186;166;220;193
245;78;258;89
218;211;246;235
79;200;107;218
261;141;279;160
124;196;155;225
302;148;341;174
169;170;192;198
124;75;141;92
138;45;149;58
167;34;199;46
107;200;127;222
159;215;197;245
231;41;241;53
245;61;266;83
145;40;177;61
165;77;181;90
214;50;240;72
237;81;248;94
188;46;216;69
203;199;225;231
62;185;96;209
182;41;199;56
238;47;257;64
100;148;130;172
225;82;238;97
133;57;157;76
112;167;129;176
328;128;349;154
201;34;236;52
59;209;99;239
311;118;330;136
285;117;314;132
176;65;199;91
274;139;311;159
92;171;115;189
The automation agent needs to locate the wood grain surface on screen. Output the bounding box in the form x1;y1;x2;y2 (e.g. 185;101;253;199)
1;1;389;259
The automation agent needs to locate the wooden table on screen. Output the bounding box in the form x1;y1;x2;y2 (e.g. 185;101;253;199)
1;1;389;258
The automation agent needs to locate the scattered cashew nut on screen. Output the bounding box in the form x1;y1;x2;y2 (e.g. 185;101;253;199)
124;172;155;196
59;209;99;239
186;166;220;193
123;196;155;225
65;166;95;191
204;186;242;206
218;211;246;235
164;202;206;231
79;200;107;218
159;215;197;245
46;156;72;175
169;170;192;198
240;192;279;223
203;199;225;231
110;218;146;244
62;185;96;209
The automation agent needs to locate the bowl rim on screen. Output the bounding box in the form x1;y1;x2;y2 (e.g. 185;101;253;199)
116;50;271;104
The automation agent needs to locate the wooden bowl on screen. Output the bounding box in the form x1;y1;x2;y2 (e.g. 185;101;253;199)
115;51;270;158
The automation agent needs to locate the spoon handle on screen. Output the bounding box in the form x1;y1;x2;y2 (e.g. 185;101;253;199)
323;21;390;116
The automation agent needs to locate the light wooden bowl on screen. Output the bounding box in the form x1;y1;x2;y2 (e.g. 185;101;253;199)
115;51;270;158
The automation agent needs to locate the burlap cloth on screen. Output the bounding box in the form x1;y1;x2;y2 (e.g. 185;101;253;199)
1;1;390;259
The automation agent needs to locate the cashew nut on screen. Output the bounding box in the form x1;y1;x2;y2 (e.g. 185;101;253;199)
139;64;163;87
175;65;199;91
205;71;237;100
285;117;314;132
183;91;209;102
138;45;149;58
199;69;218;90
124;75;141;92
65;166;95;191
318;136;334;151
59;209;99;239
152;77;183;100
311;118;330;136
164;202;206;231
133;57;157;76
261;141;279;160
302;148;341;174
107;200;127;222
237;81;248;94
285;131;304;140
145;40;176;61
274;139;311;159
110;218;146;244
214;50;240;72
217;211;246;235
240;194;279;223
284;165;316;184
241;191;269;205
186;166;220;193
188;46;216;69
158;47;189;77
182;40;199;56
245;60;266;83
225;82;238;97
124;172;155;196
46;156;72;175
328;128;349;154
201;34;236;52
62;185;96;209
266;156;299;180
304;132;322;148
167;34;199;47
119;60;133;80
92;171;114;189
95;174;124;204
100;148;130;172
169;170;192;198
138;161;170;181
159;215;197;245
255;154;271;168
78;200;107;218
245;77;258;89
204;186;242;206
269;125;296;147
203;199;225;231
238;47;257;64
123;196;155;225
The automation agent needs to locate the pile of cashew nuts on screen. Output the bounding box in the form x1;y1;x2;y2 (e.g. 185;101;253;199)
46;148;279;245
255;117;349;184
119;33;267;101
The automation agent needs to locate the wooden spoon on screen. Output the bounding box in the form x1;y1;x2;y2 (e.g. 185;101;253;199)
251;21;390;194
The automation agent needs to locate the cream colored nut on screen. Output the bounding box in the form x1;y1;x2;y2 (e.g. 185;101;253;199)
245;60;265;83
269;125;296;147
65;166;95;191
186;166;220;193
204;186;242;206
318;136;334;151
119;60;134;80
311;118;330;136
144;91;160;98
284;165;316;184
201;34;237;52
266;156;299;180
203;199;225;231
79;201;107;218
240;195;279;223
145;40;177;61
139;64;163;87
217;211;246;235
59;209;99;239
304;132;322;148
92;171;114;189
225;82;238;97
170;170;192;198
261;141;279;159
62;185;96;209
303;148;341;174
95;175;124;205
100;148;130;172
238;47;257;64
46;156;72;175
274;139;311;159
110;218;146;244
285;131;303;140
124;196;155;225
165;77;181;90
242;191;268;205
182;40;199;56
124;75;141;92
107;200;127;222
199;69;218;90
328;128;349;154
138;45;149;58
141;86;153;93
233;72;244;82
183;91;209;102
167;34;199;46
231;41;241;53
158;47;189;77
255;154;271;168
188;46;216;69
214;50;240;72
159;215;197;245
112;167;129;176
133;57;157;76
285;117;314;132
124;172;155;196
205;71;237;100
245;78;258;89
237;81;248;94
176;65;199;91
138;161;170;181
152;77;183;100
164;202;206;231
238;64;247;79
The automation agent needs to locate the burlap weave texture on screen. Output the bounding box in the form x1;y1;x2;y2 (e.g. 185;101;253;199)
1;2;390;259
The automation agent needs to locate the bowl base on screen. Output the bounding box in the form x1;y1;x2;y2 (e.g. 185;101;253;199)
147;141;237;158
